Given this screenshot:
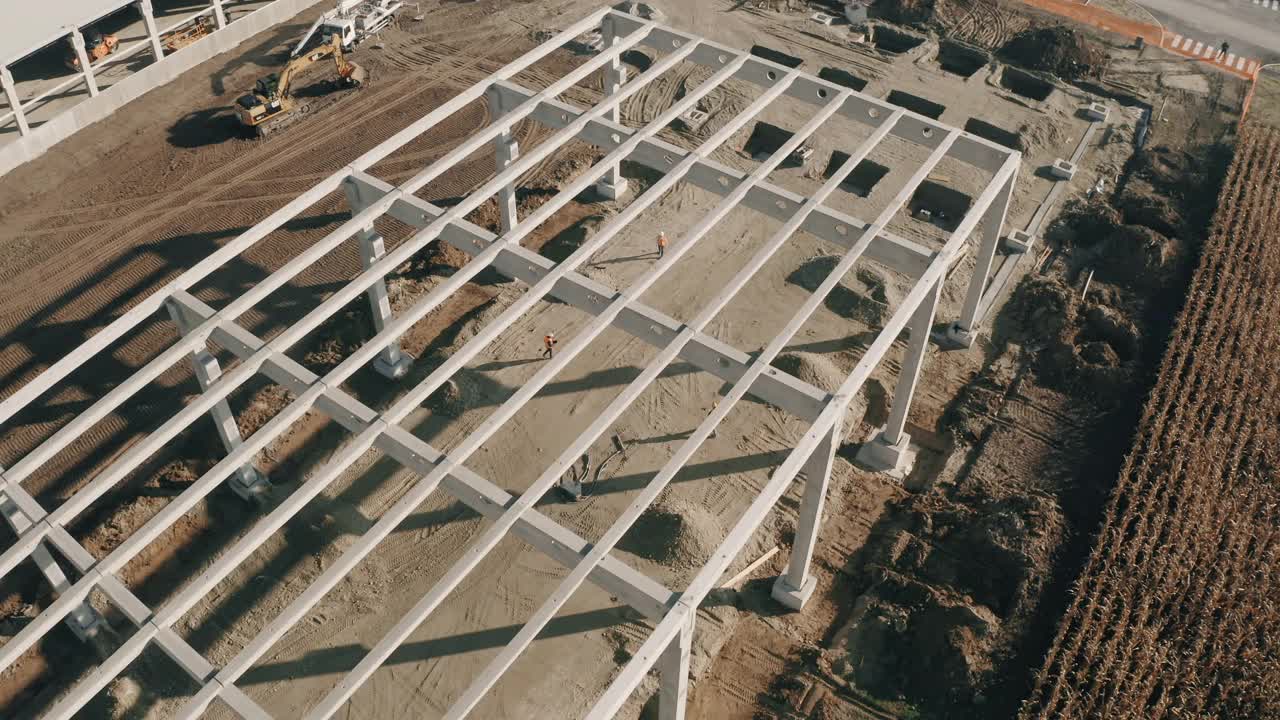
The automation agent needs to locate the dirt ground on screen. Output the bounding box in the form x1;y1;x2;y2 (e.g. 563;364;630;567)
0;0;1246;718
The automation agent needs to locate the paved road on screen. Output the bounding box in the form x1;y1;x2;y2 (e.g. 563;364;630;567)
1133;0;1280;63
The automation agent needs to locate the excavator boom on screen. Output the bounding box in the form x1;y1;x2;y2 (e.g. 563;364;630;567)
235;33;365;136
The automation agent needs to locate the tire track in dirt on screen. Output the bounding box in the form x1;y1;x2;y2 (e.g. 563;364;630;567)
0;32;525;324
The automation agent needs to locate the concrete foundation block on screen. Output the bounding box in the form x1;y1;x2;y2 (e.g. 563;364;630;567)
596;176;630;200
1003;228;1036;254
1049;158;1076;181
811;12;837;25
854;426;917;479
228;466;271;502
373;351;413;380
937;321;979;350
1085;102;1109;122
771;572;817;611
66;605;107;641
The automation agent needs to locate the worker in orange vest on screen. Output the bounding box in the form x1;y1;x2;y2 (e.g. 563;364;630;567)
542;332;557;359
657;231;668;258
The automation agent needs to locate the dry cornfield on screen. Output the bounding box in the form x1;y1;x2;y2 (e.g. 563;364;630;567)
1019;122;1280;718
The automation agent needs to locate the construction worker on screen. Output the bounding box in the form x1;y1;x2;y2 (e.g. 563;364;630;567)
1218;41;1230;60
657;231;668;258
542;332;557;359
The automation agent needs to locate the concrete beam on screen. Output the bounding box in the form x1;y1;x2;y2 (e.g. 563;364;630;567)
0;6;616;425
347;171;830;422
488;81;935;276
604;9;1012;174
949;166;1018;345
167;291;675;622
138;0;165;63
0;66;29;136
67;28;99;97
210;0;227;28
584;150;1021;720
0;487;104;640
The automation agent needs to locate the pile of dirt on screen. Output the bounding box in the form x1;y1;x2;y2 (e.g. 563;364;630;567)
1008;277;1141;398
829;485;1066;709
425;373;484;417
620;497;722;578
873;0;939;26
788;257;901;326
999;26;1104;80
773;352;871;434
1096;224;1183;287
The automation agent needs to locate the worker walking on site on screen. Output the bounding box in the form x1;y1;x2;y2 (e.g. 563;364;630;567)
657;231;668;259
542;332;558;359
1218;41;1230;60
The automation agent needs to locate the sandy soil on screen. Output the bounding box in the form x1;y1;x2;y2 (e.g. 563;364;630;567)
0;0;1245;718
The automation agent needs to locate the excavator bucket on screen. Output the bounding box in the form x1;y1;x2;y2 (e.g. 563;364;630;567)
346;62;367;87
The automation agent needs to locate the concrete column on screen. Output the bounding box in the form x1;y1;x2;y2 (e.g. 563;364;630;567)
596;15;629;200
137;0;165;63
856;279;942;477
658;613;694;720
945;169;1016;348
343;179;413;379
164;300;271;500
68;28;99;97
0;487;105;640
484;87;521;233
0;66;30;136
494;129;520;233
210;0;228;29
772;419;841;611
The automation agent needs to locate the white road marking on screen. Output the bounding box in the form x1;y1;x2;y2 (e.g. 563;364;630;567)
1182;37;1194;51
1204;45;1216;59
1172;34;1183;47
1192;41;1204;54
1237;56;1247;70
1227;53;1236;65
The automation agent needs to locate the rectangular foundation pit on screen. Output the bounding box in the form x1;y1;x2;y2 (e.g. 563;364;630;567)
1000;66;1055;101
872;25;925;54
937;40;989;78
963;117;1022;151
818;66;869;92
745;121;812;168
749;44;804;69
909;180;973;231
824;151;889;197
886;89;946;120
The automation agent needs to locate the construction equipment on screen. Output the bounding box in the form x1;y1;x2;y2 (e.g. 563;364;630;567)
163;16;215;54
235;34;367;137
292;0;402;56
65;31;119;71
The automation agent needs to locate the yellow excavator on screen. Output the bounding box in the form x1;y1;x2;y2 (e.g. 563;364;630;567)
235;33;366;137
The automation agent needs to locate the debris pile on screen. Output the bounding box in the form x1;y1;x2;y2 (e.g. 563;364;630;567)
999;26;1104;80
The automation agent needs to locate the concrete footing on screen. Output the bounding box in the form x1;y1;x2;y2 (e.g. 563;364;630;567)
65;606;108;641
1003;228;1036;254
771;571;817;611
596;176;629;200
228;466;271;501
372;351;413;380
939;321;978;349
1049;158;1077;180
854;426;917;479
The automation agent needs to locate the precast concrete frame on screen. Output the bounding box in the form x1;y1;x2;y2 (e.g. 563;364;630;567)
0;7;1019;719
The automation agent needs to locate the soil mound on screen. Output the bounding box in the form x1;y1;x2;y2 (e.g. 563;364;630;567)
1099;224;1181;286
1008;276;1077;338
426;373;484;417
620;498;721;572
999;27;1104;80
772;352;871;432
1044;198;1120;249
873;0;938;26
788;257;900;326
